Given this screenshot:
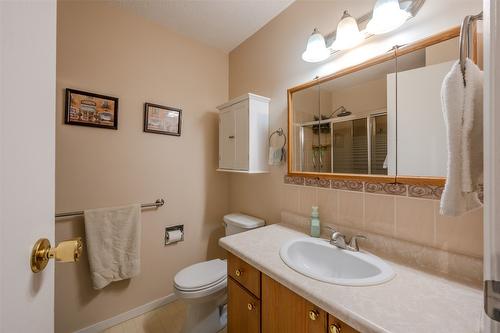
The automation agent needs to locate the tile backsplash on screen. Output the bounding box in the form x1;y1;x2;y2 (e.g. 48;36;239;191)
282;176;483;258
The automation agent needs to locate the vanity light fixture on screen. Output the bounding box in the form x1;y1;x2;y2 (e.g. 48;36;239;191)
300;0;425;63
366;0;411;35
331;11;363;51
301;28;331;63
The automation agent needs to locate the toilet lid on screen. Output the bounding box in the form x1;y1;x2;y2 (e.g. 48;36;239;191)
174;259;227;291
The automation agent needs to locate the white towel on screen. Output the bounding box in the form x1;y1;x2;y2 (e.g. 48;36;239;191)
440;60;482;216
268;146;284;166
462;58;483;192
84;204;141;289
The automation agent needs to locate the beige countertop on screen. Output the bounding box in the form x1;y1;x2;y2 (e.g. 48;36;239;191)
219;223;483;333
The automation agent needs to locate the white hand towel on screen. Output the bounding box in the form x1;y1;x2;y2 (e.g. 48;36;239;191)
462;58;483;193
268;146;283;166
84;204;141;289
440;61;482;216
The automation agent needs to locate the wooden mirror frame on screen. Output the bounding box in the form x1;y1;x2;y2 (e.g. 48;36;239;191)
287;26;477;186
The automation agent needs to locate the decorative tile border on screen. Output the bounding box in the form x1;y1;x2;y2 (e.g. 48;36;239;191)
284;175;304;186
304;177;318;187
285;175;484;205
408;185;444;200
284;175;448;200
331;179;364;192
365;182;407;196
317;178;331;188
285;175;485;203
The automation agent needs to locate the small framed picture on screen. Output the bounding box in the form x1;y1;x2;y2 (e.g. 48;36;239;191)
144;103;182;136
65;89;118;130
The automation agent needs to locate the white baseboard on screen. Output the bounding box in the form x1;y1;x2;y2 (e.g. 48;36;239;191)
74;293;178;333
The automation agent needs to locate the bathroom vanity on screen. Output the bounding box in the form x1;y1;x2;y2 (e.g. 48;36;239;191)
220;223;483;333
227;252;357;333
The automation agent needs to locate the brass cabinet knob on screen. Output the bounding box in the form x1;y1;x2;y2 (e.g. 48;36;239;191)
330;323;342;333
247;303;255;311
308;309;320;321
31;237;83;273
235;268;243;277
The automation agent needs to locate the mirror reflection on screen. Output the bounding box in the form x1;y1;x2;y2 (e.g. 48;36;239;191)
291;58;396;175
395;37;460;177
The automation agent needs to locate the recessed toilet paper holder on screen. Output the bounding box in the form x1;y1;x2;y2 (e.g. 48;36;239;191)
165;225;184;245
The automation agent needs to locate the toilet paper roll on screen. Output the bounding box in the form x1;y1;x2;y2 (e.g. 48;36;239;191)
166;229;183;244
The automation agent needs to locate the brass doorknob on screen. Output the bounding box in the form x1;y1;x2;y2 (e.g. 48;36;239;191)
235;268;243;277
308;309;319;321
247;303;255;311
330;323;342;333
31;237;83;273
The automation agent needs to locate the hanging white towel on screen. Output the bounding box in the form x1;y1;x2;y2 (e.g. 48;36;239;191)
440;60;482;216
84;204;141;289
268;146;283;166
462;58;483;192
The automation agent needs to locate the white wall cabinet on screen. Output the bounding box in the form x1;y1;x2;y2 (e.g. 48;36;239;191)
217;93;270;173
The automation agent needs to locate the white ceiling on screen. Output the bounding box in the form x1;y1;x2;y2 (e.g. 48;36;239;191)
115;0;295;52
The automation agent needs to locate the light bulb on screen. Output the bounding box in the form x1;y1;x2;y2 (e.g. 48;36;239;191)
367;0;411;35
302;28;331;63
331;10;363;50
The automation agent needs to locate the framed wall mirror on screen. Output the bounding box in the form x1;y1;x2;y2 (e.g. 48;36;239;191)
287;27;481;185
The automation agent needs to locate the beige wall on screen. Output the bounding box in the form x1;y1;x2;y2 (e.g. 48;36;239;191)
228;0;483;257
55;1;228;332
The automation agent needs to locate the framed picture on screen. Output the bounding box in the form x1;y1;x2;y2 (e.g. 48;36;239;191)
144;103;182;136
65;89;119;130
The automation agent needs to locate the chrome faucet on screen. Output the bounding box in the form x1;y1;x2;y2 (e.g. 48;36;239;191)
330;231;347;249
326;227;367;252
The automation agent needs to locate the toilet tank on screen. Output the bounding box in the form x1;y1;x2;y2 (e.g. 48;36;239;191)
223;213;265;236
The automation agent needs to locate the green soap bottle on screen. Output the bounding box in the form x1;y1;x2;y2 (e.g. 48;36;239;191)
310;206;320;238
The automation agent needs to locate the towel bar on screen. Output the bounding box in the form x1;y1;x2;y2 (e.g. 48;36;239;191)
55;198;165;219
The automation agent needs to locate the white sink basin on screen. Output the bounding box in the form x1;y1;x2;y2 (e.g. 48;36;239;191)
280;237;395;286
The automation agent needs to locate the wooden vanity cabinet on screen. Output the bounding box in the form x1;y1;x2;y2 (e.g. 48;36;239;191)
328;314;359;333
226;253;359;333
262;274;327;333
228;277;261;333
228;252;261;296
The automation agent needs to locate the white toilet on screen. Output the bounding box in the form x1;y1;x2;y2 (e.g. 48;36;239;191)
173;213;265;333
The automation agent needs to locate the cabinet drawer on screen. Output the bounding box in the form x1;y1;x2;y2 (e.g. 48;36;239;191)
328;314;359;333
228;277;261;333
228;252;261;297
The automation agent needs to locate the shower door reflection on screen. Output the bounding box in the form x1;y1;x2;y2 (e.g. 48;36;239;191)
298;113;387;175
289;54;396;176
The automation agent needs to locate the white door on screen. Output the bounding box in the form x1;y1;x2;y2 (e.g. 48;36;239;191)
396;61;452;177
484;1;500;332
0;1;57;332
219;109;235;169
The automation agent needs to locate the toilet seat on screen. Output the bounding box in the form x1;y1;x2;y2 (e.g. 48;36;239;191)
174;276;227;299
174;259;227;298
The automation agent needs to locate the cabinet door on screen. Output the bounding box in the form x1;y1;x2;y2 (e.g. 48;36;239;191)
219;110;235;169
262;274;327;333
233;101;249;170
328;314;359;333
228;277;260;333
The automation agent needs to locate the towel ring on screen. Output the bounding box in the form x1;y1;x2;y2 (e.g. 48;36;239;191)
459;11;483;84
269;128;287;149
